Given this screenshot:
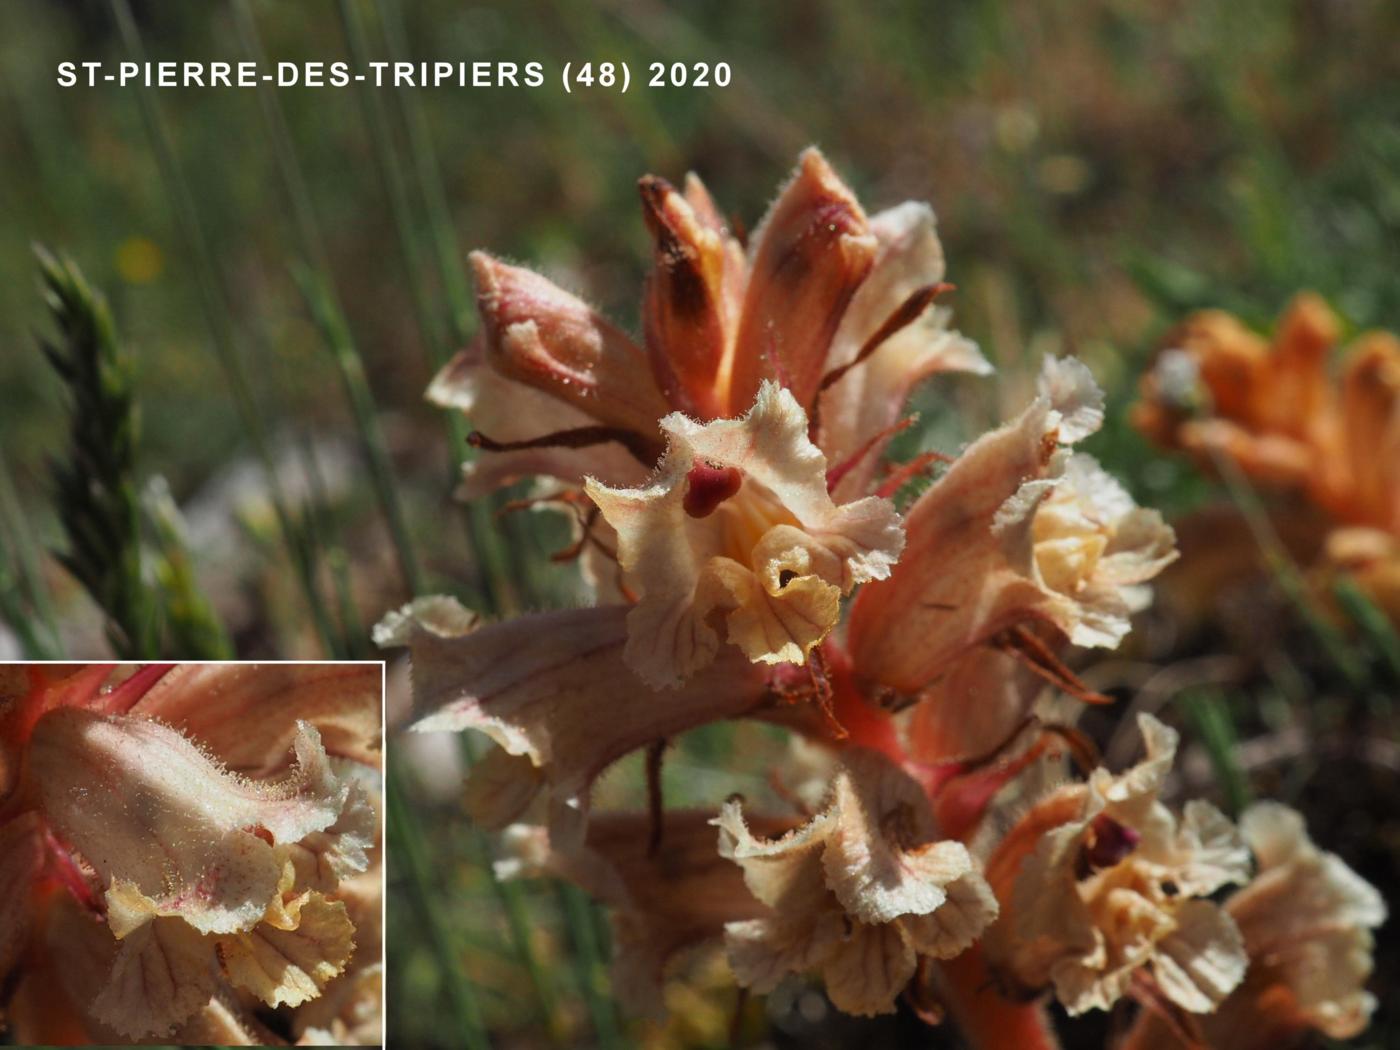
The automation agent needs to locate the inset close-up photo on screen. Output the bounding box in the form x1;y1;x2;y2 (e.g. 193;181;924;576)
0;663;383;1046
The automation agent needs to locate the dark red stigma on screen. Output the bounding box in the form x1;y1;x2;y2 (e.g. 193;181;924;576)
683;462;743;518
1080;813;1142;875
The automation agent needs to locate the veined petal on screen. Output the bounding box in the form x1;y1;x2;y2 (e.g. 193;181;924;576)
821;749;972;924
903;872;1000;959
820;921;916;1017
215;893;355;1008
1219;802;1387;1041
716;749;996;1016
851;357;1172;693
587;381;903;687
131;662;383;774
471;252;670;436
848;381;1063;693
728;148;878;414
91;913;216;1038
31;709;352;935
725;911;846;994
281;773;378;892
714;797;834;912
376;599;771;841
1152;900;1247;1013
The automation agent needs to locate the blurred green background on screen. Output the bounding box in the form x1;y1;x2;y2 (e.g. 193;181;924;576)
1;0;1398;1047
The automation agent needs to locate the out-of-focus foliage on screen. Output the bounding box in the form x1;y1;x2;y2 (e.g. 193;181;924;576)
1;0;1397;1047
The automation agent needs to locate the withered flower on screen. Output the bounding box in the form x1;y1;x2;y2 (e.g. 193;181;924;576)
983;714;1250;1015
0;664;381;1043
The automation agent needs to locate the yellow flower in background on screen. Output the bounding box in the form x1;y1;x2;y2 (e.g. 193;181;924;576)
114;235;164;284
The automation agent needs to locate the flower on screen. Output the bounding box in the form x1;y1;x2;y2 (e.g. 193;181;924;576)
715;748;997;1016
1118;802;1387;1049
375;596;796;843
983;714;1250;1015
586;380;905;687
849;356;1177;697
1134;295;1400;538
496;811;774;1015
0;664;381;1043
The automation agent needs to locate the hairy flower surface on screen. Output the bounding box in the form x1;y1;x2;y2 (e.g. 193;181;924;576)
985;714;1250;1016
0;664;381;1043
850;357;1177;696
715;748;997;1016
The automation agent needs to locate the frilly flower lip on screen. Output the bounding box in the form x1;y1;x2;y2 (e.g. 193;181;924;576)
585;380;905;688
713;748;997;1017
0;665;381;1043
988;714;1251;1016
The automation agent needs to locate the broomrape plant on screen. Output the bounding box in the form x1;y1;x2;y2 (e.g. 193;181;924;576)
378;150;1386;1047
0;664;382;1044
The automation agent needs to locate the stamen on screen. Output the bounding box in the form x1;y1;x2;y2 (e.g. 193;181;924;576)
993;625;1114;705
1129;969;1207;1049
874;449;953;499
469;424;662;467
904;955;947;1026
805;646;848;740
646;738;668;857
825;415;916;493
94;663;175;715
683;462;743;518
44;829;101;914
809;282;954;435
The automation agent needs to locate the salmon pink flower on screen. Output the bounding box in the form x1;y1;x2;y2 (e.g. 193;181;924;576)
586;380;904;687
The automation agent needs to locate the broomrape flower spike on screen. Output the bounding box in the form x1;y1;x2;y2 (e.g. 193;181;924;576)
0;664;381;1043
377;151;1238;1039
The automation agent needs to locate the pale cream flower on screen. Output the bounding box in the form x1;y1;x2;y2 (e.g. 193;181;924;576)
1119;802;1386;1050
850;356;1176;696
715;748;997;1016
988;714;1250;1015
585;381;905;688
